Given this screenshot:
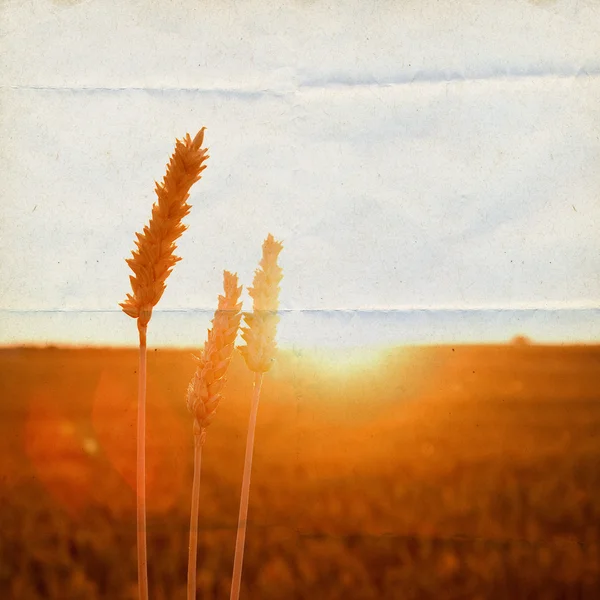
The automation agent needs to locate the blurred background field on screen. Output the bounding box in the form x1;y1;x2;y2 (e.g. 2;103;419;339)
1;343;599;599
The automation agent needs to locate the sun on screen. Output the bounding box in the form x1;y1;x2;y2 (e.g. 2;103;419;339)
305;345;390;377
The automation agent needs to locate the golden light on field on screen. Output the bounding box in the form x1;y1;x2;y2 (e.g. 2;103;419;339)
306;346;390;377
24;391;93;516
91;371;188;514
3;345;600;597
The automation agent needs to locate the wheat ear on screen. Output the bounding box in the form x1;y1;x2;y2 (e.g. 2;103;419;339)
120;129;209;600
230;234;283;600
185;271;243;600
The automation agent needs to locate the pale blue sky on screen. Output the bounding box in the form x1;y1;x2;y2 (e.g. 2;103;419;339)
1;0;599;347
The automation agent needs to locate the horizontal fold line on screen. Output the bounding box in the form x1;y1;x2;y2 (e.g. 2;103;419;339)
300;69;600;89
1;70;599;95
0;307;598;315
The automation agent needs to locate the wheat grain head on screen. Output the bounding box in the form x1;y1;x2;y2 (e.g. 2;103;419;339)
238;234;283;373
186;271;243;432
120;129;209;330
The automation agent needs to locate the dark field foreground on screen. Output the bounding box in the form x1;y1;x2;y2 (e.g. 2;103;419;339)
1;344;599;599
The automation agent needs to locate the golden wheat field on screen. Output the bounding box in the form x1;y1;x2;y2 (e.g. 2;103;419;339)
1;344;599;599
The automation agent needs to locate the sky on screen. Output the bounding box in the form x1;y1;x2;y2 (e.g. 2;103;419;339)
1;0;599;348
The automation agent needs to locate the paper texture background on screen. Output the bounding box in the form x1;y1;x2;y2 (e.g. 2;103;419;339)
1;0;599;347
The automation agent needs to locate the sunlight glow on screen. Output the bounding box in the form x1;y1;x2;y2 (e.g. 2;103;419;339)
306;346;391;377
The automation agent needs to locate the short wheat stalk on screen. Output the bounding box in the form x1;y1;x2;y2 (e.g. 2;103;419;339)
120;129;209;600
230;234;283;600
185;271;242;600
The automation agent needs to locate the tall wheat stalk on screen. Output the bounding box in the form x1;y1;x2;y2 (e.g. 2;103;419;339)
120;129;209;600
230;234;283;600
185;271;243;600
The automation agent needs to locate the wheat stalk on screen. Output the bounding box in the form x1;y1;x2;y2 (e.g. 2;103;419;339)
185;270;243;600
120;128;209;600
230;234;283;600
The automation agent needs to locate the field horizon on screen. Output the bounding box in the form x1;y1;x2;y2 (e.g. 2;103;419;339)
1;343;599;598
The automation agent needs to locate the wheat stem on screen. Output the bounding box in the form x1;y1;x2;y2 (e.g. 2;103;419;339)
231;234;282;599
230;372;263;600
187;422;206;600
121;129;208;599
185;271;243;598
136;322;148;600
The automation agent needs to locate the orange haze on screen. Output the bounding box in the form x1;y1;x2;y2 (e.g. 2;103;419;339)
1;344;599;598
